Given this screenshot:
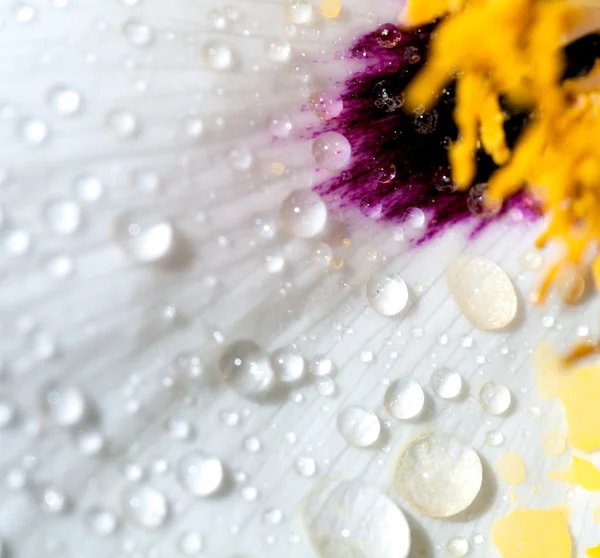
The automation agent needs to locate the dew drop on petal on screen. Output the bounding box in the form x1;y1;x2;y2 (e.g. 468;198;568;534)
114;212;174;263
430;368;462;399
280;189;327;239
177;452;224;497
270;347;305;383
219;340;275;399
40;383;87;427
337;406;381;447
479;382;511;415
121;484;169;529
312;132;351;170
393;430;482;518
447;537;470;557
366;272;410;317
384;379;424;420
86;507;118;536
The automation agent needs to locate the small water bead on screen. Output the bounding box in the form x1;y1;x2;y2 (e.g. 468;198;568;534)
542;315;555;328
394;430;483;518
121;484;168;529
114;212;174;263
479;382;511;415
264;254;285;274
220;410;240;427
74;174;103;203
132;169;160;195
300;479;411;558
337;406;381;447
12;2;36;22
86;507;118;536
384;379;424;420
45;254;74;279
106;110;139;139
360;350;374;363
312;132;352;170
287;0;313;24
123;19;155;47
178;532;203;555
243;436;262;453
430;368;462;399
413;109;438;134
166;418;193;441
0;398;16;428
265;39;291;63
518;250;542;271
40;485;68;514
315;376;336;397
270;347;305;383
295;456;317;477
20;118;49;146
219;340;275;399
556;264;586;304
208;9;228;30
268;114;292;139
308;90;344;121
366;272;410;317
374;162;397;184
446;537;470;557
446;256;517;330
44;199;82;235
376;24;403;48
3;229;30;257
74;428;105;455
183;117;204;139
485;430;505;446
41;383;87;427
309;356;334;377
48;86;82;116
241;486;259;501
177;452;224;497
542;430;567;455
467;183;502;218
372;80;405;113
263;507;284;525
228;146;253;170
280;189;327;239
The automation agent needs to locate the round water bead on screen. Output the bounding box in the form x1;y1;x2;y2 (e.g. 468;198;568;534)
447;537;470;557
40;382;87;427
86;507;118;536
123;19;154;46
121;484;168;529
202;42;233;70
384;379;424;420
393;430;483;518
479;382;511;415
308;90;343;121
312;132;352;170
270;347;305;383
556;263;586;304
178;532;203;555
430;368;462;399
177;452;224;497
114;212;174;263
44;199;82;235
295;456;317;477
446;256;517;330
300;479;411;558
308;356;334;377
280;189;327;239
366;272;410;317
467;183;501;218
336;406;381;447
219;340;275;399
48;85;82;116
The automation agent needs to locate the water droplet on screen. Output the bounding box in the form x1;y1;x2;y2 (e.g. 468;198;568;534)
243;436;262;453
366;272;410;316
74;174;103;203
123;19;154;46
265;39;291;63
178;532;203;555
220;410;240;427
241;486;259;501
20;118;49;146
184;117;204;139
312;132;351;170
337;406;381;447
3;229;30;257
374;162;397;184
12;2;36;23
202;42;233;70
121;484;168;529
74;428;105;455
219;340;275;399
376;24;403;48
446;537;469;557
270;347;305;383
295;456;317;477
41;383;87;427
518;251;542;271
45;254;74;279
373;80;405;112
208;9;227;29
268;114;292;139
360;350;374;363
114;212;174;263
86;507;118;536
48;85;82;116
132;169;160;195
177;452;224;497
384;379;424;420
44;199;82;235
300;479;411;558
308;356;334;377
485;430;504;446
446;256;517;330
430;368;462;399
287;0;313;24
166;418;193;441
315;376;336;397
280;189;327;239
40;485;68;514
467;183;501;218
556;264;586;304
106;110;139;139
394;430;483;518
308;89;344;121
263;507;284;525
264;254;285;274
479;382;511;415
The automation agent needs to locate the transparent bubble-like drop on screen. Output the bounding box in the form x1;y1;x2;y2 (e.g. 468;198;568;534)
446;256;517;330
384;379;424;420
74;428;105;455
123;19;155;46
40;485;68;514
177;452;224;497
219;340;275;399
178;532;203;555
312;132;351;170
263;507;284;525
114;212;174;263
265;39;291;63
394;430;482;518
280;189;327;239
243;436;262;453
337;406;381;447
485;430;504;446
518;250;542;271
184;117;204;139
295;456;317;477
19;118;49;146
132;169;160;195
479;382;511;415
268;114;292;139
556;263;586;304
202;42;234;70
86;507;118;536
366;272;410;317
3;229;30;257
270;347;305;383
308;90;344;121
166;418;193;441
74;174;104;203
413;109;438;134
12;2;36;23
48;85;82;116
41;383;87;427
467;183;502;218
228;145;253;171
373;80;405;113
287;0;313;24
300;479;411;558
121;484;169;529
106;110;139;139
45;254;74;279
0;399;16;428
315;376;336;397
308;356;334;377
44;199;82;235
376;24;403;48
430;368;462;399
447;537;470;557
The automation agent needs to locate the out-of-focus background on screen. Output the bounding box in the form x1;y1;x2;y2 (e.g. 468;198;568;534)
0;1;597;557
